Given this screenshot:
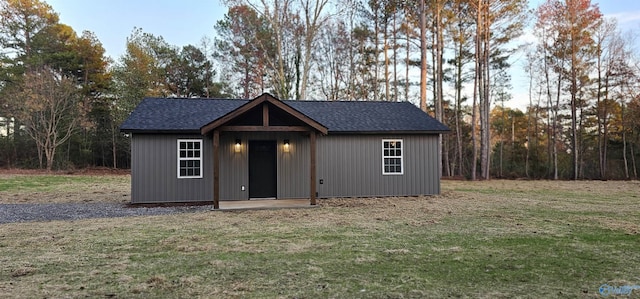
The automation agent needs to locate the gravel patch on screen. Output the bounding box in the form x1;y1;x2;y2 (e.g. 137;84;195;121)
0;203;213;224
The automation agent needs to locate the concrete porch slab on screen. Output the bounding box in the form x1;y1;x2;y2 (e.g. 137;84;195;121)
215;199;317;211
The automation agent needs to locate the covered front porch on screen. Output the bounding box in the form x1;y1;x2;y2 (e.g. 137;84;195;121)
216;198;319;211
199;94;328;209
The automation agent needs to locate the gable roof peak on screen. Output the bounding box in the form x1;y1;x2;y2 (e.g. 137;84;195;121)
199;92;328;135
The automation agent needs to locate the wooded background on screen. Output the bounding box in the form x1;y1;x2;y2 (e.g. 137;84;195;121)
1;0;639;180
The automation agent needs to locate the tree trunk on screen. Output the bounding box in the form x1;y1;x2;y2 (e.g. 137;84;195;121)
454;11;464;177
455;54;464;176
112;125;118;169
435;0;444;178
623;128;629;179
482;0;491;180
601;73;610;179
373;3;380;101
542;30;554;179
435;0;444;123
243;57;250;98
45;143;55;171
392;9;398;102
630;140;637;179
622;103;629;179
553;73;560;180
384;39;390;101
477;0;491;180
36;141;44;169
419;0;427;112
348;4;355;101
525;55;533;178
405;21;410;102
471;0;481;181
570;78;578;180
596;41;604;179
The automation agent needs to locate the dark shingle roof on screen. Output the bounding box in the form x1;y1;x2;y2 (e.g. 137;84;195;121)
287;100;448;133
120;97;449;134
120;98;247;133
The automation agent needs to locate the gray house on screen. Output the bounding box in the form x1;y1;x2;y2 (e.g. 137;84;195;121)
120;93;449;208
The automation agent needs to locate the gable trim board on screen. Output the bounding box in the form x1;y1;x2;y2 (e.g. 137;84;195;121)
121;93;449;206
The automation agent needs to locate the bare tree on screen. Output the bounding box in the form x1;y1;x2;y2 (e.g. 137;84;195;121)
538;0;602;180
12;66;82;170
447;0;474;177
300;0;330;100
473;0;527;180
593;19;617;179
230;0;331;100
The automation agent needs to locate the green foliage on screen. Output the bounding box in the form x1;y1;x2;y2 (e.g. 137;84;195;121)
0;0;113;170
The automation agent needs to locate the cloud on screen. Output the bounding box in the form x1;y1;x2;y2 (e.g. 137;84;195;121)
607;11;640;26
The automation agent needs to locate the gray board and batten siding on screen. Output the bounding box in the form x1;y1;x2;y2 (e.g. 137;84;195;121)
317;135;441;198
130;134;213;203
224;133;441;199
219;132;311;201
121;94;449;204
129;133;439;202
129;131;311;203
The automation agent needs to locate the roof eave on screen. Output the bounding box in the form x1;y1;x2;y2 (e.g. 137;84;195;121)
119;129;202;134
328;130;450;135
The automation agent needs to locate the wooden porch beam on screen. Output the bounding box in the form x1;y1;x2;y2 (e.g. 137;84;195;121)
262;103;269;126
219;125;311;132
310;132;317;206
213;130;220;209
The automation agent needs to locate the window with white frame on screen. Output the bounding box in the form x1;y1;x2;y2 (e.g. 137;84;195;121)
382;139;403;175
177;139;202;178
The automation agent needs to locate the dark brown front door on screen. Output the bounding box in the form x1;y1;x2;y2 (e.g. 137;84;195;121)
248;140;277;198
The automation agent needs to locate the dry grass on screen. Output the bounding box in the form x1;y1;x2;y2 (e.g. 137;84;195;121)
0;173;130;203
1;176;639;298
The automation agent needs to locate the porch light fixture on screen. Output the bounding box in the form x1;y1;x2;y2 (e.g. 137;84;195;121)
283;139;290;153
234;139;242;153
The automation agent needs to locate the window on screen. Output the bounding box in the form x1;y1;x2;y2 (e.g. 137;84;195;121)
177;139;202;178
382;139;403;175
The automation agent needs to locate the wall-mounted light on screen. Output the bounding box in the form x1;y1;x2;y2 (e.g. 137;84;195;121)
234;139;241;153
283;139;290;153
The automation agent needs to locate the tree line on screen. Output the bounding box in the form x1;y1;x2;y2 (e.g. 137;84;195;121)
0;0;639;180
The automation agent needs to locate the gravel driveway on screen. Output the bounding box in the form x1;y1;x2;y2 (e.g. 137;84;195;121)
0;203;212;224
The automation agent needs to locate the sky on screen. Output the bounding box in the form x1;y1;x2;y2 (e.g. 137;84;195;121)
46;0;640;108
47;0;227;60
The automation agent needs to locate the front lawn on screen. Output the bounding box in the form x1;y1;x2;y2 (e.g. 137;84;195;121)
1;177;638;298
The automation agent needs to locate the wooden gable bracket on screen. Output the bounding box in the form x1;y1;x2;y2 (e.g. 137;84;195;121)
200;93;328;135
205;93;327;210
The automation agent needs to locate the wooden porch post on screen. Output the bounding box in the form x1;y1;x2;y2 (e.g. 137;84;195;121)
213;130;220;209
310;132;317;205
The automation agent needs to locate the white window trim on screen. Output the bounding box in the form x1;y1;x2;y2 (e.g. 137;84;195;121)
382;139;404;175
177;139;203;179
